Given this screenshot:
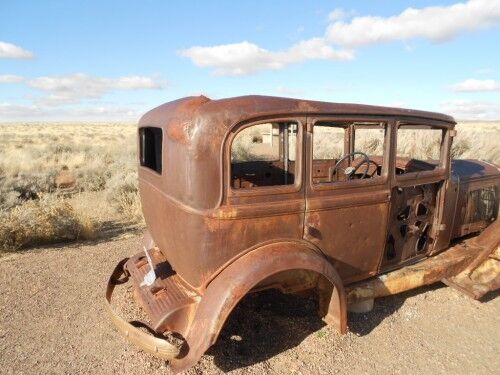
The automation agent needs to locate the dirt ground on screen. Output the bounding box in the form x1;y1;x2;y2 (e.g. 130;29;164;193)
1;235;499;375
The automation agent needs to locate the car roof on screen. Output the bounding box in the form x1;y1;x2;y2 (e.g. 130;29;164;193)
140;95;456;130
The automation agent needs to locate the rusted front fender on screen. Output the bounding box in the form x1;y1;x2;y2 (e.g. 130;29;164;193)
170;241;346;373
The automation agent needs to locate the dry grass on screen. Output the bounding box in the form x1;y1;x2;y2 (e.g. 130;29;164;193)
453;122;500;163
233;121;500;164
0;122;142;251
0;121;498;251
0;194;96;249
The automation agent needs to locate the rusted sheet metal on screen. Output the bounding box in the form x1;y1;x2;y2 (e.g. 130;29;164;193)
125;249;200;335
138;96;457;288
105;95;500;372
346;220;500;304
169;242;347;373
105;258;181;360
443;219;500;299
443;247;500;299
451;159;500;181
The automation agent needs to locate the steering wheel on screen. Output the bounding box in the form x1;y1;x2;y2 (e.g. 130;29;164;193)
332;151;371;180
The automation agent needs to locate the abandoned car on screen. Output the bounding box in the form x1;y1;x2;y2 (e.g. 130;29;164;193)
106;95;500;372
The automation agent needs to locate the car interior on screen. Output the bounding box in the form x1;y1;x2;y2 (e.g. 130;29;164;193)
230;121;444;189
231;122;297;189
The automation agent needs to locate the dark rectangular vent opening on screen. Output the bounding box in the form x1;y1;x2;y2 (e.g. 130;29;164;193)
467;187;497;223
140;127;163;173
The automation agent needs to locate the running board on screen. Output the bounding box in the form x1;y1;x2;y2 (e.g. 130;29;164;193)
346;220;499;304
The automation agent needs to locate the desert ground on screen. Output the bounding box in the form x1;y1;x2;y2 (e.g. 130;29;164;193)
0;121;499;374
0;235;499;375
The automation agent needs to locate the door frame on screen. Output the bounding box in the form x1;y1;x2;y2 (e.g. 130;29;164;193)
380;118;454;272
303;115;393;283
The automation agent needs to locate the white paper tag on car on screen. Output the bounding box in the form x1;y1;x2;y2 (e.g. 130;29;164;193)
140;246;157;287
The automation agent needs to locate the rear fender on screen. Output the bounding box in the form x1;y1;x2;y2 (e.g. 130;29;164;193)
170;241;346;372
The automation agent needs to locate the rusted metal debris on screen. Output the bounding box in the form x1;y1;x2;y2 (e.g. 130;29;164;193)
105;95;500;373
443;220;500;299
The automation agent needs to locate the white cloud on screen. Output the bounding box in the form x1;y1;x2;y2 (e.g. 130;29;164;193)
0;73;163;121
451;79;500;92
0;102;141;121
0;74;24;83
326;0;500;47
328;9;347;22
327;8;358;22
114;75;162;90
180;1;500;76
0;41;34;59
0;103;46;118
27;73;163;105
441;99;500;120
179;39;353;76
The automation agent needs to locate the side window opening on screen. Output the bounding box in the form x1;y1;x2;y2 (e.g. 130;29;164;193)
312;122;386;184
312;123;347;184
354;124;386;178
396;125;444;175
313;124;346;160
231;122;297;189
139;127;163;174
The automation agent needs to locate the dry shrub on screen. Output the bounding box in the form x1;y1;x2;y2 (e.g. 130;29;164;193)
311;126;345;159
106;171;144;224
396;128;443;160
0;121;498;251
452;123;500;164
0;195;96;251
231;123;277;162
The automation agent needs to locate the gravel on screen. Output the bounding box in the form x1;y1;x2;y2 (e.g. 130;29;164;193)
1;235;499;374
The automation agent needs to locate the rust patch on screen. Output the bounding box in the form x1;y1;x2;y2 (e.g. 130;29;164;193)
297;100;319;112
167;120;193;145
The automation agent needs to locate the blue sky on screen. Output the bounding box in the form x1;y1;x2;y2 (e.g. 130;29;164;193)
1;0;499;121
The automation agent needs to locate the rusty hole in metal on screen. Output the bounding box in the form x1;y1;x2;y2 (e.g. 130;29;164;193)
416;203;428;217
150;286;163;295
397;206;410;221
386;235;396;260
416;225;430;252
399;225;408;237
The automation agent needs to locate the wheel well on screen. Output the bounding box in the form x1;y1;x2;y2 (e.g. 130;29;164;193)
170;242;346;373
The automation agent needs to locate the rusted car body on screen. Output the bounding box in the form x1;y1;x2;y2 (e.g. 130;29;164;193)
106;95;500;372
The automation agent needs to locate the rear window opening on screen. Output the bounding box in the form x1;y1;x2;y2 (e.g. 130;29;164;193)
231;122;297;189
139;127;163;173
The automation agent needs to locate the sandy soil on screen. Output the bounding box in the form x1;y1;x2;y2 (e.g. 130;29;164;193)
1;235;499;375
